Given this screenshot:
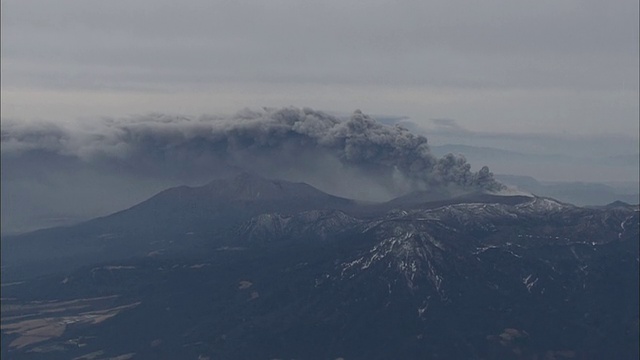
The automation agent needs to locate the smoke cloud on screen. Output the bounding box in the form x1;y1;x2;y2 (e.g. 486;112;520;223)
1;107;503;233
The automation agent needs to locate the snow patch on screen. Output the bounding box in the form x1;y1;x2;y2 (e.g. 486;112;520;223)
522;274;539;293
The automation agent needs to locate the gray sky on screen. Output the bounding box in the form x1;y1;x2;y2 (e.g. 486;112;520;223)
1;1;639;234
2;0;638;137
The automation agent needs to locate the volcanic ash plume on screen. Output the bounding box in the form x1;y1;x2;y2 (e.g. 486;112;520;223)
1;107;503;201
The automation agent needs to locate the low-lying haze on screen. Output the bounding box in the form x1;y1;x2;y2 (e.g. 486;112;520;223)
2;108;506;234
1;1;638;233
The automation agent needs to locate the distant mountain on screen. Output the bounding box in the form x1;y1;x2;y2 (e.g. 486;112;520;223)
496;174;639;206
432;144;640;170
1;173;356;280
430;144;639;199
2;174;638;359
606;153;640;166
601;200;636;209
100;171;356;236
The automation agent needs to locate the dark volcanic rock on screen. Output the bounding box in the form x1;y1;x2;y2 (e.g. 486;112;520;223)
2;175;638;359
1;173;356;280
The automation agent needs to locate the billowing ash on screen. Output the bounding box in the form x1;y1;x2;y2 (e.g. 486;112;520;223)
2;107;502;202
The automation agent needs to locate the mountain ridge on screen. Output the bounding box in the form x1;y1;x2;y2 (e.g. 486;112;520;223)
2;173;638;359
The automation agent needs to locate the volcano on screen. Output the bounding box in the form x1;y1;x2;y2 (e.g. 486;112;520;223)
2;173;638;359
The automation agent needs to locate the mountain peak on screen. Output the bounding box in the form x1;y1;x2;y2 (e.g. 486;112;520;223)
605;200;632;208
202;172;340;202
221;172;280;200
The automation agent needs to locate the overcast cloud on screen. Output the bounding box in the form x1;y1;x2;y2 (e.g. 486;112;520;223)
2;0;638;136
1;1;638;234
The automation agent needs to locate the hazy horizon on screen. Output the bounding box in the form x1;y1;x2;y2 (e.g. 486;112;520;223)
1;1;638;233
